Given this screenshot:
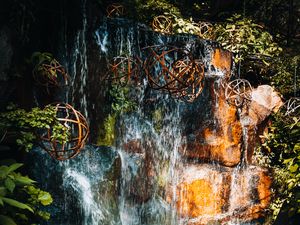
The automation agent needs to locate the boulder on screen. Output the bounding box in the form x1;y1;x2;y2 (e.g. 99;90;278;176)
243;85;283;126
167;164;231;218
166;164;272;225
182;83;243;167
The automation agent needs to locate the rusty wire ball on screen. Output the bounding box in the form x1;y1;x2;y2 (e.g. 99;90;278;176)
33;58;69;88
106;55;142;86
198;21;213;39
40;103;89;160
143;45;205;102
225;79;253;107
106;3;125;18
152;15;173;34
171;59;205;102
284;97;300;118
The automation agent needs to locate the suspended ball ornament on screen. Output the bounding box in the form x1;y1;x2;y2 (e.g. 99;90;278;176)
40;103;89;160
106;3;125;18
32;54;69;88
171;59;205;102
143;45;205;102
225;79;253;107
284;97;300;118
152;15;173;34
198;21;213;39
106;55;142;86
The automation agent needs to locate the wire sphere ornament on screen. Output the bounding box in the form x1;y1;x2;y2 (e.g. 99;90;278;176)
225;79;253;107
171;59;205;102
152;15;173;34
106;55;142;86
40;103;89;160
33;57;69;88
284;97;300;118
106;3;125;18
143;45;205;102
198;22;213;39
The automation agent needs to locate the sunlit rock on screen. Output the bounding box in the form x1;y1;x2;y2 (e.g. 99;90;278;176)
170;165;272;224
167;164;231;218
183;85;243;167
243;85;283;126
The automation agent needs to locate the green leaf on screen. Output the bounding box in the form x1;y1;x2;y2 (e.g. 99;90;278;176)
38;192;53;206
15;213;28;221
7;164;23;174
1;197;34;212
4;178;15;193
289;164;299;173
0;187;7;197
0;215;16;225
14;174;35;185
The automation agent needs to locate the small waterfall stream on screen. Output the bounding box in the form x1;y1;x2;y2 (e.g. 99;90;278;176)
28;9;273;225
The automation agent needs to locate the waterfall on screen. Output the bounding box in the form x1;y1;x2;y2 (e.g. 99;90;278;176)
63;168;104;225
28;9;273;225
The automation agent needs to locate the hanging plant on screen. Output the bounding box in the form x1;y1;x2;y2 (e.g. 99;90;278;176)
0;104;69;152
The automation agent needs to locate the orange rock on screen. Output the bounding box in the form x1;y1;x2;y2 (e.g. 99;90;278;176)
211;48;232;77
168;164;231;218
167;165;272;224
182;82;243;167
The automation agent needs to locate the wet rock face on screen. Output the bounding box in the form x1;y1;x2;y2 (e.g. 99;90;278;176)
183;49;243;167
173;49;277;224
168;165;231;218
172;164;271;224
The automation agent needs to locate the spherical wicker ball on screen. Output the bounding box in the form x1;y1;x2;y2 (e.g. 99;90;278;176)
33;58;69;88
171;59;205;102
152;15;173;34
40;103;89;160
143;45;205;102
284;97;300;118
198;21;213;39
106;55;141;86
225;79;253;107
106;3;125;18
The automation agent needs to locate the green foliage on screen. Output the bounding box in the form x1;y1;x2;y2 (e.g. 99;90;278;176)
97;114;116;146
0;162;52;225
109;85;136;114
214;14;282;63
0;105;69;151
97;85;136;147
167;13;201;36
265;55;300;96
258;112;300;221
133;0;181;22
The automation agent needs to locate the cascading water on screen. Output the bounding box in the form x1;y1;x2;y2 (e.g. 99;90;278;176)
28;8;275;225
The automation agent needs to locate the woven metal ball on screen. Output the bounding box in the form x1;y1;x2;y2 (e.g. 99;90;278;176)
225;79;253;107
198;21;213;39
106;3;125;18
284;97;300;118
143;45;205;102
152;15;173;34
40;103;89;160
106;55;141;86
33;58;69;88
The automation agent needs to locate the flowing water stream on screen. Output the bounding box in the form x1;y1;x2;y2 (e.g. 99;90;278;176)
29;9;270;225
